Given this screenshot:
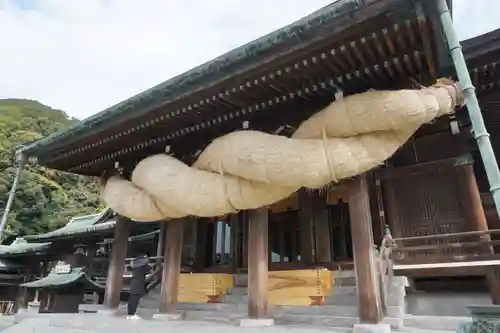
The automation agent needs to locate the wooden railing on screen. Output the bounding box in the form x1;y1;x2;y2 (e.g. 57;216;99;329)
145;266;163;292
123;256;163;269
90;256;165;290
382;229;500;272
0;301;15;315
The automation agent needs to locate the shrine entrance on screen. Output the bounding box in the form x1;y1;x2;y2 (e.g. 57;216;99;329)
195;188;355;274
329;200;353;263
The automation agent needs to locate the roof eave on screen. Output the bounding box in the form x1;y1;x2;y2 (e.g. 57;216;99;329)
21;0;408;158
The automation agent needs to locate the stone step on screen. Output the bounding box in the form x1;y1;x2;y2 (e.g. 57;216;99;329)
230;286;248;295
324;295;358;306
330;270;356;287
183;310;402;330
274;314;360;328
398;327;456;333
222;286;358;305
403;315;471;331
326;286;358;305
141;300;360;317
335;277;357;286
277;304;359;317
143;285;360;308
284;314;407;330
140;300;246;312
332;286;357;294
222;293;248;303
234;274;248;287
183;309;246;324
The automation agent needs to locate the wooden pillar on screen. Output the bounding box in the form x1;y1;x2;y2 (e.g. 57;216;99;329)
230;213;241;270
155;223;166;289
38;261;49;310
39;291;48;311
104;216;132;309
313;191;332;263
159;219;184;314
17;264;32;312
457;162;500;304
194;219;207;270
368;172;385;246
156;223;166;264
182;218;197;265
242;211;249;268
347;174;383;324
16;287;29;312
247;208;269;318
87;245;97;262
298;190;314;264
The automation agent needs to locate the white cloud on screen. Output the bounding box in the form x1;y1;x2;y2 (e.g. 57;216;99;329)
0;0;499;119
453;0;500;41
0;0;333;118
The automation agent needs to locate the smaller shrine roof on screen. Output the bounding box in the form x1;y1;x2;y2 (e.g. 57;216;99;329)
25;208;116;241
0;238;51;256
21;266;102;290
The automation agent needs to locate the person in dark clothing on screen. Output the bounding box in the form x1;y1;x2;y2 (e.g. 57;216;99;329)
127;254;149;320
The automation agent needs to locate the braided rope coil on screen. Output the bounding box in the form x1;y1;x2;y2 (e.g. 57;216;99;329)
101;79;463;222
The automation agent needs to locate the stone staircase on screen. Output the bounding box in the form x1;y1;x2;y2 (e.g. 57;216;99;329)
140;270;409;330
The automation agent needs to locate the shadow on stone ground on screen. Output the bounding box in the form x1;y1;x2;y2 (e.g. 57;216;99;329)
1;313;351;333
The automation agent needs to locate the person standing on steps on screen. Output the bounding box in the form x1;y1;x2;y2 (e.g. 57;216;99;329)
127;254;149;320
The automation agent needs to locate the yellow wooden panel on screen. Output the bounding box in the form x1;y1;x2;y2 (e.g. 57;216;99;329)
215;273;235;293
178;273;234;303
268;269;333;305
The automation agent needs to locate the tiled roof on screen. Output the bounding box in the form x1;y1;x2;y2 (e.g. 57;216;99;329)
24;208;116;241
21;266;102;290
0;238;51;255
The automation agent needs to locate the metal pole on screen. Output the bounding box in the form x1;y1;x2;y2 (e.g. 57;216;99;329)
437;0;500;218
0;152;27;240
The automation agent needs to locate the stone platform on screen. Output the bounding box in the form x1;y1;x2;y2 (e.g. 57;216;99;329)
3;313;349;333
0;313;462;333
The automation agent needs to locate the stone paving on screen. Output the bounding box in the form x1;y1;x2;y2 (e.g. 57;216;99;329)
3;313;349;333
0;313;458;333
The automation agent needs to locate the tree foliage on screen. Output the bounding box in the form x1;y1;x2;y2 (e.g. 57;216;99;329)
0;99;100;238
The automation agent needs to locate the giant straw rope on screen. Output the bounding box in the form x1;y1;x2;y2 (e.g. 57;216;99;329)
101;79;463;222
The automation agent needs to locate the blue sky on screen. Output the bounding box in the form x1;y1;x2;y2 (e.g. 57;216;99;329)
10;0;37;10
0;0;499;119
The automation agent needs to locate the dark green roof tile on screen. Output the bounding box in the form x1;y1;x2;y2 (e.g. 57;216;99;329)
21;266;102;289
25;208;116;241
0;238;51;255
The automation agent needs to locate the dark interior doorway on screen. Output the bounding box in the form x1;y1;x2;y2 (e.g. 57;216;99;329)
328;200;353;261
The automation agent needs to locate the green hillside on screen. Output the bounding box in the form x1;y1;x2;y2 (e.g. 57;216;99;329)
0;99;100;238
